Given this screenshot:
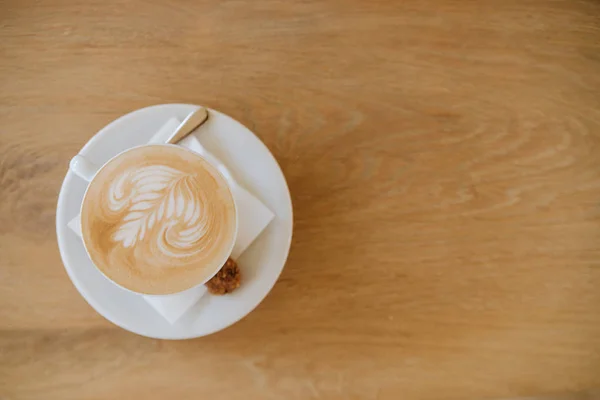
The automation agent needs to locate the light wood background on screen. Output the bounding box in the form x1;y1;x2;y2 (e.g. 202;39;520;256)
2;0;600;399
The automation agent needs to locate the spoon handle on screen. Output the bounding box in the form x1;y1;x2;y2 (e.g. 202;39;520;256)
165;107;209;144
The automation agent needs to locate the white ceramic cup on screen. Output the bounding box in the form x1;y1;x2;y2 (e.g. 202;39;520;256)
69;144;239;296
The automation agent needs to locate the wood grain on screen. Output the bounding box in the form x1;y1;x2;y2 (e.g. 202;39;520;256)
2;0;600;399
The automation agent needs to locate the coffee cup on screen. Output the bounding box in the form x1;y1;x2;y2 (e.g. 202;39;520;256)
70;144;238;296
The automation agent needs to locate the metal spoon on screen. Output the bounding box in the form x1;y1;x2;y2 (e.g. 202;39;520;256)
165;106;209;144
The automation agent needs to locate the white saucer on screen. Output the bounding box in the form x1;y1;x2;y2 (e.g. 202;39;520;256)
56;104;293;339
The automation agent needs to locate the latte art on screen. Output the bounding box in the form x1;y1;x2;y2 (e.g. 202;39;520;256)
109;166;213;257
81;145;237;295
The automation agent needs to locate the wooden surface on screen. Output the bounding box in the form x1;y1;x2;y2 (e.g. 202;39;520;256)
2;0;600;399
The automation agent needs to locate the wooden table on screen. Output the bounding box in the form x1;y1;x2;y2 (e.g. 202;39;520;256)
2;0;600;399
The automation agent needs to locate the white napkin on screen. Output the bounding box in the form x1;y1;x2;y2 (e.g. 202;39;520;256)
68;117;275;324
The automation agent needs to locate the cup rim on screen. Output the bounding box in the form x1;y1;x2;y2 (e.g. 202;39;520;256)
78;143;239;296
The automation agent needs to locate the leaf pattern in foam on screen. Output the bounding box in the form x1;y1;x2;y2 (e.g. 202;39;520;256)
108;165;204;250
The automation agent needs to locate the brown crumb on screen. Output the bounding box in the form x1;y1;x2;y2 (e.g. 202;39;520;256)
205;258;241;295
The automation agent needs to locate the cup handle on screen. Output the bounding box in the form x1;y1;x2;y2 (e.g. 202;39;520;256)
69;155;99;182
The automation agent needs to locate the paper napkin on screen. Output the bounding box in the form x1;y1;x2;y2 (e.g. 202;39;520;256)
68;117;275;324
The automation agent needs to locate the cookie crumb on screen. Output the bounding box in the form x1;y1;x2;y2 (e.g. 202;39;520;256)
205;258;241;295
